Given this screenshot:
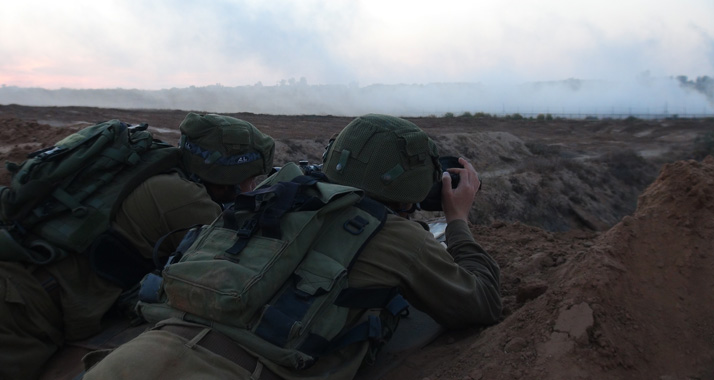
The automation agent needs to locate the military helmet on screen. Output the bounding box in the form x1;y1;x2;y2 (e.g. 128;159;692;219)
323;114;441;203
179;113;275;185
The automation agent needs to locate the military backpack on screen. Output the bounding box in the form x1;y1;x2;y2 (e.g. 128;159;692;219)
0;120;181;288
137;162;409;369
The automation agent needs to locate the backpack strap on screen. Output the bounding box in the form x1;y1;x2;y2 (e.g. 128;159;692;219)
0;227;68;265
252;194;389;357
226;177;319;255
259;182;301;239
298;287;410;357
151;224;204;269
137;225;205;303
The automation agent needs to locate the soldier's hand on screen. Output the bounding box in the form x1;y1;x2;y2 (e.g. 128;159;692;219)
441;157;480;223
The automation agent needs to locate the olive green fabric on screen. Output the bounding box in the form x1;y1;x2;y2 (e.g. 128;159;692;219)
84;217;502;380
111;172;222;260
323;114;441;203
0;120;180;265
1;119;145;224
46;254;122;340
83;321;257;380
0;262;63;380
179;113;275;185
137;162;387;370
0;168;223;380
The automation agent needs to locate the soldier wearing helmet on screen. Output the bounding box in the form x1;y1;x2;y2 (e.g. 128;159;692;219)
113;113;275;259
79;114;499;380
178;113;275;203
0;113;274;380
311;114;502;377
322;113;442;212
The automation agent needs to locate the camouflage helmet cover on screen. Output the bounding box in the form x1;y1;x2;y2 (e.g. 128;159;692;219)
323;114;441;203
179;113;275;185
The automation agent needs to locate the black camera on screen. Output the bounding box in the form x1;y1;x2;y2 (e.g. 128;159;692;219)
268;160;326;179
298;160;324;175
419;156;463;211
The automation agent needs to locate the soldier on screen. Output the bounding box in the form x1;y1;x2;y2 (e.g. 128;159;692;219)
0;113;275;380
82;114;501;380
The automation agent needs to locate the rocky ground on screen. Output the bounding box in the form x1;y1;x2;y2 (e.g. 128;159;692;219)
1;104;713;379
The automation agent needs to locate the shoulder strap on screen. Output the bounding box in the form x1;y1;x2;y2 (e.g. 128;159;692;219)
151;224;204;269
301;287;410;356
252;193;389;354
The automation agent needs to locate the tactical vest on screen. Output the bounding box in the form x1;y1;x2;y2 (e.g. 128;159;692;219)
137;162;409;369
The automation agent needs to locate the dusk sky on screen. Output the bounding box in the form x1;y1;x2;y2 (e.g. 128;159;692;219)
2;0;713;90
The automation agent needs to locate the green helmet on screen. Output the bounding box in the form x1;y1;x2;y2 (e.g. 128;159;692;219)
323;114;441;203
179;113;275;185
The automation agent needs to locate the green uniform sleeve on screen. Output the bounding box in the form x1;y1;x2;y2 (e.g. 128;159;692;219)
445;219;501;294
350;216;502;329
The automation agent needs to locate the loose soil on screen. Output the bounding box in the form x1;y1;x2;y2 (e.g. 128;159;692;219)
1;105;713;379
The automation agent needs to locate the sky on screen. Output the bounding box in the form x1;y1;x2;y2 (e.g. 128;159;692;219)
1;0;713;91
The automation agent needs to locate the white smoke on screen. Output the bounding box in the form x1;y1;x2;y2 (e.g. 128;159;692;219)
1;76;712;118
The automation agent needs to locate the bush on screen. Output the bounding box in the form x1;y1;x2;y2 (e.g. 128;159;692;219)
525;142;561;157
514;157;565;180
562;159;600;188
459;112;473;118
509;177;525;194
443;112;455;118
601;150;656;186
693;131;714;160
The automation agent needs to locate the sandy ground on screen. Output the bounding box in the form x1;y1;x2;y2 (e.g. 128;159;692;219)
1;105;713;379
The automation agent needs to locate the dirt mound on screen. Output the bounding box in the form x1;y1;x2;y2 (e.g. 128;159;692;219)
432;132;533;170
0;117;81;185
383;156;714;379
1;106;712;379
588;156;714;378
